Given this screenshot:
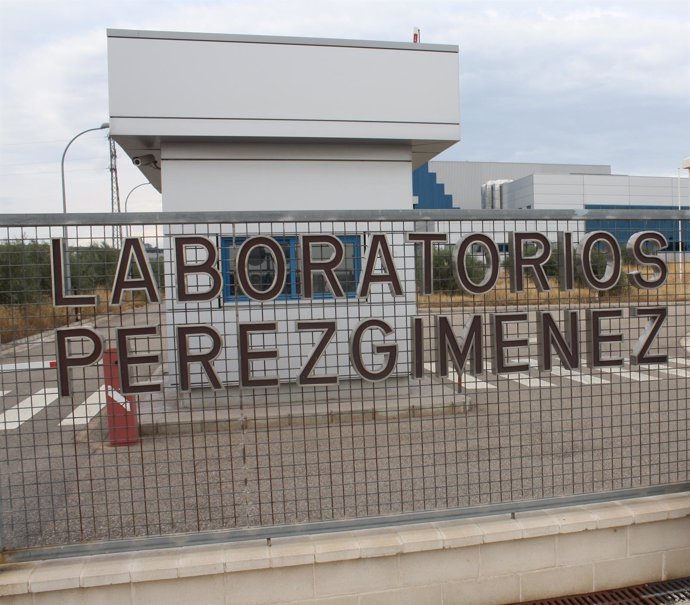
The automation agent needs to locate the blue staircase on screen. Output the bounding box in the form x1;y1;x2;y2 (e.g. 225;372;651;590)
412;163;454;209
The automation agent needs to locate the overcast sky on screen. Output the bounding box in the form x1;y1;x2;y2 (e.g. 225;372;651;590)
1;0;688;214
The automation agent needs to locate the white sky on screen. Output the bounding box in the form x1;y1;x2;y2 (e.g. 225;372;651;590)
1;0;689;214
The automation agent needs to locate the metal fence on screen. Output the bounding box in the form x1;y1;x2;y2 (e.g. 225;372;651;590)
1;209;688;559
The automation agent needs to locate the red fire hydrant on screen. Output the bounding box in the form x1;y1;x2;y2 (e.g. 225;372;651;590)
103;347;139;446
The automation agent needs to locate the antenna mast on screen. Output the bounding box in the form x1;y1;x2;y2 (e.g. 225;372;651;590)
109;136;122;246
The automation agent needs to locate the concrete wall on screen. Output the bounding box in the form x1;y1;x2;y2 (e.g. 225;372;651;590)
161;142;414;212
3;493;688;604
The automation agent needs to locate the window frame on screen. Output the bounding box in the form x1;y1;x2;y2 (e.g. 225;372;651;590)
220;234;362;303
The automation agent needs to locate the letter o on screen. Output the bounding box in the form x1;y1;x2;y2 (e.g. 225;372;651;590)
452;233;500;295
576;231;622;291
235;236;287;301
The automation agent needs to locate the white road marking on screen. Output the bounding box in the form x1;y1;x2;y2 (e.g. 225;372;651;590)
60;386;107;427
671;358;690;366
0;360;56;373
424;363;496;390
500;373;555;389
602;367;657;382
659;367;690;379
0;388;60;430
548;366;610;385
448;370;496;390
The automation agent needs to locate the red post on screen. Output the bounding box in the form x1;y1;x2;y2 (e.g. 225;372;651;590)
103;347;139;446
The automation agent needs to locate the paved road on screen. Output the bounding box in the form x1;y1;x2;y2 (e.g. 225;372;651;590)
0;302;688;552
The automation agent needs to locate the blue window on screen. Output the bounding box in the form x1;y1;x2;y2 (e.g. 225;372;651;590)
585;205;690;252
221;235;362;302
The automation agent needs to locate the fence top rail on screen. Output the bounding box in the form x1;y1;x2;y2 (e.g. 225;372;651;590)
1;208;689;227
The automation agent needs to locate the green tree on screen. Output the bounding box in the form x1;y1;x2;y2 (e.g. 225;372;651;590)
0;241;51;305
417;245;487;295
70;243;121;294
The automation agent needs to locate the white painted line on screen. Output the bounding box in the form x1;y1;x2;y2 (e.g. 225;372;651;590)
0;360;56;373
510;358;539;368
603;368;657;382
500;373;555;389
0;388;60;431
671;357;690;366
448;369;496;390
60;386;107;427
424;363;496;390
548;366;610;385
0;390;8;398
659;367;690;379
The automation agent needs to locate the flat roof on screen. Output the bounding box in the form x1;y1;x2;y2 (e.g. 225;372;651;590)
106;28;458;53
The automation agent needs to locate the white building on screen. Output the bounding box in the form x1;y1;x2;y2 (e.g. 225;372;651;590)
108;29;460;386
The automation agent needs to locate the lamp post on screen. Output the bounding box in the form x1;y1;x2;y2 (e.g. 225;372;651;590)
681;158;690;278
124;182;153;212
59;122;109;321
60;122;110;214
124;182;153;237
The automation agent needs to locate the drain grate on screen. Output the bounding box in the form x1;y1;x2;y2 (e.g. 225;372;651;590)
516;578;690;605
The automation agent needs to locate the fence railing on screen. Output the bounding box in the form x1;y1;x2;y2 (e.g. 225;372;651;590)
1;209;688;560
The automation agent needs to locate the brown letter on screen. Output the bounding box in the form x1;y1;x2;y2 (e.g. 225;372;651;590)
452;233;500;295
235;237;286;302
300;234;346;298
296;320;338;385
626;231;668;290
585;309;624;367
490;313;529;373
357;234;404;298
557;231;575;292
238;322;279;387
436;315;483;392
630;306;668;365
50;238;97;307
111;237;160;305
577;232;622;291
350;319;398;381
508;232;552;292
116;326;161;394
177;325;223;391
537;310;580;371
56;327;104;396
406;232;448;295
175;236;222;302
410;316;425;379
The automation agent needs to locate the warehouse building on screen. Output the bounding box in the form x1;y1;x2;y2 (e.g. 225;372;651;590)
414;161;689;250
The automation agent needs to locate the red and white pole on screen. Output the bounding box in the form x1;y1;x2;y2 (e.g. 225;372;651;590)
102;347;139;446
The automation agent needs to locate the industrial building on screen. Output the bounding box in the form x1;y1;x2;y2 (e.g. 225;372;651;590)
414;160;689;250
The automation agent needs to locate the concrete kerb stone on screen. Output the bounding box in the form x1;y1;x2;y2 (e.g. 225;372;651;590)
2;493;688;600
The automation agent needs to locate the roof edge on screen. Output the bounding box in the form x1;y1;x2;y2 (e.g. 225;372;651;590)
106;28;459;53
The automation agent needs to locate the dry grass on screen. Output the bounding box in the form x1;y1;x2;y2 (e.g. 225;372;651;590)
0;288;148;345
419;262;690;309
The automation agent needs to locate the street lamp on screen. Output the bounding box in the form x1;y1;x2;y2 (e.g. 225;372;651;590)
124;182;154;237
60;122;110;214
681;158;690;277
59;122;109;320
124;182;153;212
